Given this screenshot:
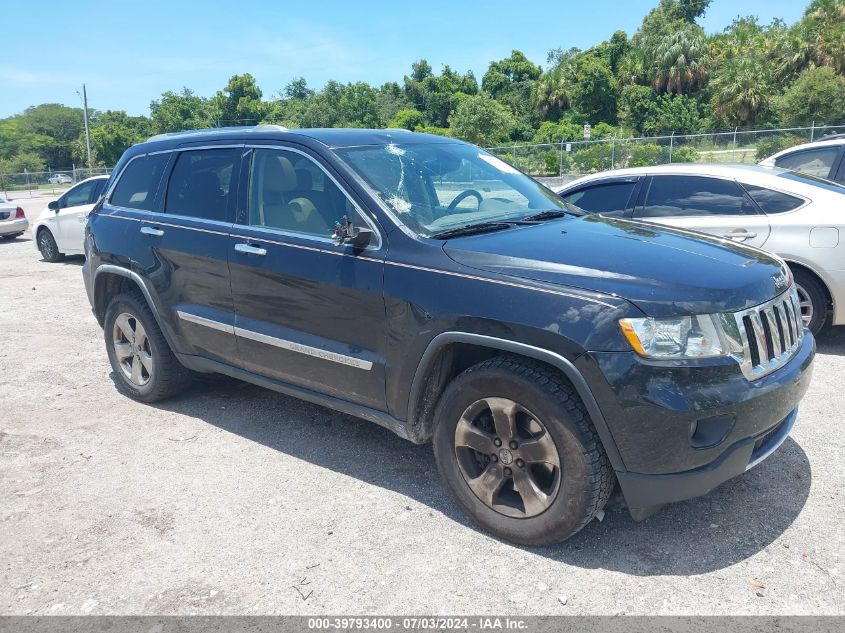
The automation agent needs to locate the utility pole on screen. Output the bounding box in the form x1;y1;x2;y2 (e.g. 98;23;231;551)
81;84;92;170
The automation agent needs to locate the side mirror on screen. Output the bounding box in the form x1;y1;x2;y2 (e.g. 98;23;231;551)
48;200;59;211
333;215;373;248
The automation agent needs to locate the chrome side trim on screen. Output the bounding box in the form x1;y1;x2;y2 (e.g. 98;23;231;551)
234;327;373;371
174;310;372;370
176;310;235;334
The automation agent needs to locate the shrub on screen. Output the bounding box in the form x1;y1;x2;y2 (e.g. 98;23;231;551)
626;143;662;167
754;135;805;161
669;146;699;163
543;150;559;175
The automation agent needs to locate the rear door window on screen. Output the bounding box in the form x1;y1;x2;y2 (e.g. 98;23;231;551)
774;147;839;179
110;154;170;211
164;149;241;222
742;184;805;214
638;176;758;218
561;180;637;216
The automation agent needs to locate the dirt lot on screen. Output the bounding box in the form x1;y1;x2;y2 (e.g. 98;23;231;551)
1;197;843;615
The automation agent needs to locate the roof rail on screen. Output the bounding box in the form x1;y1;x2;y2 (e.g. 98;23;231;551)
146;124;289;143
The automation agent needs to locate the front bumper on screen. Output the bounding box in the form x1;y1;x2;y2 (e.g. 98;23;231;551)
0;217;28;235
577;331;815;518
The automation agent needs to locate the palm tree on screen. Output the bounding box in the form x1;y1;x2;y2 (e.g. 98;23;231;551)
709;56;773;126
649;25;708;94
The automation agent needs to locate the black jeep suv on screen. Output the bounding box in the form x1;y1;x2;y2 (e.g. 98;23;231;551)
83;126;814;545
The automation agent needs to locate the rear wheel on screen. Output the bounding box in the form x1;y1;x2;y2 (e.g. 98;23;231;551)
432;356;614;545
37;228;63;262
793;269;828;335
104;291;193;402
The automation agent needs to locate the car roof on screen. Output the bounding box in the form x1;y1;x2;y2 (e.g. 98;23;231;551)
556;163;845;197
139;125;459;151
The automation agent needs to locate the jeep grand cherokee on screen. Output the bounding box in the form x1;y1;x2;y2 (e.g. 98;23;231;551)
82;126;814;545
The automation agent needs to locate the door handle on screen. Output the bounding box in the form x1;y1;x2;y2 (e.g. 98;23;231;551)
234;243;267;256
722;230;756;240
140;226;165;237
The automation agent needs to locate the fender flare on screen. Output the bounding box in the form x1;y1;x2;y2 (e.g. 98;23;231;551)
93;264;176;350
407;331;625;471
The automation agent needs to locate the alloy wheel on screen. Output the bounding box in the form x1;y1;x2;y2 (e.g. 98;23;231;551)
795;284;813;327
112;312;153;387
453;397;561;518
38;232;55;259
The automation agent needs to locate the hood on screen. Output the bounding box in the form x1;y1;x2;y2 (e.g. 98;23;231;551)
443;215;790;318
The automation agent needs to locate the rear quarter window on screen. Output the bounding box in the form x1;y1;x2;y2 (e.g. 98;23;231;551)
110;154;170;211
742;184;805;213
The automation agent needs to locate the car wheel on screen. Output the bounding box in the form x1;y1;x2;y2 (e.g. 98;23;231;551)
432;355;615;545
104;291;193;403
37;228;63;262
792;270;828;335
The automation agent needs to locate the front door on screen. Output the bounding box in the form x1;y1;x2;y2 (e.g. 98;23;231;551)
634;175;772;249
228;146;388;410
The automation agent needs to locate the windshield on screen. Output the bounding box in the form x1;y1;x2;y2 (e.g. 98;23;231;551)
335;142;567;237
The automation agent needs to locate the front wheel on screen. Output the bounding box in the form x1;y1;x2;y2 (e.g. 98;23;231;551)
432;356;615;545
37;228;63;262
103;291;193;402
793;270;828;335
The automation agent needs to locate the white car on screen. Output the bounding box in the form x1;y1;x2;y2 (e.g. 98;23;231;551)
555;163;845;334
0;195;29;240
759;135;845;184
33;175;109;261
47;173;73;185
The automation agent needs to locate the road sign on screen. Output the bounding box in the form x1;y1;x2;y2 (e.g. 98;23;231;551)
583;124;591;140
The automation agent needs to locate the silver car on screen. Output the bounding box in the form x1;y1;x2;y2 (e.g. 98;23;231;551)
555;163;845;334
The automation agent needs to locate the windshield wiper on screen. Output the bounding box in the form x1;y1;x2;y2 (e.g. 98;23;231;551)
431;221;516;240
522;205;584;222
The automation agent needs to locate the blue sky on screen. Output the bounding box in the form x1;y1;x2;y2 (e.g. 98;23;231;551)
0;0;806;118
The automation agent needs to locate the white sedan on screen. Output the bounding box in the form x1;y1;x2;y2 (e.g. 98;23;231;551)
32;175;109;261
0;194;29;240
554;163;845;334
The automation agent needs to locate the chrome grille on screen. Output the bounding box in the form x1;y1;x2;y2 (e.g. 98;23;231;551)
731;287;804;380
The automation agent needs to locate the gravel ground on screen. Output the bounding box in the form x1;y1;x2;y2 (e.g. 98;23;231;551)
1;197;843;615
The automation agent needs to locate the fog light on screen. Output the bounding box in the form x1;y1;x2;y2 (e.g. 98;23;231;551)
690;415;735;449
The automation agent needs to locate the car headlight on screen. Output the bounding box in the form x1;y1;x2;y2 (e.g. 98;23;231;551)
619;314;733;359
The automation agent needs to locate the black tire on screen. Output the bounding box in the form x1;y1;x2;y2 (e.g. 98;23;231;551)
432;355;615;546
37;228;63;262
792;269;828;335
1;233;22;240
103;290;193;403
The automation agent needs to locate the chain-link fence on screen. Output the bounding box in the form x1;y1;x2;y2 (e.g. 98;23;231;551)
486;123;845;178
0;167;112;199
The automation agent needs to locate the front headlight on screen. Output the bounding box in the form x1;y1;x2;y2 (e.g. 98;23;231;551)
619;314;731;359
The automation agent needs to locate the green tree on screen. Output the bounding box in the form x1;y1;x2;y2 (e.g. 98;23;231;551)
448;93;515;146
213;73;267;125
404;62;477;127
17;104;84;169
150;88;213;133
569;55;618;123
776;66;845;125
389;108;426;130
709;56;775;126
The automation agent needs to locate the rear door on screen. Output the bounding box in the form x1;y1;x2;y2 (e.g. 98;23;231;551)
53;178;105;251
136;145;243;363
634;174;772;248
228;145;388;410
